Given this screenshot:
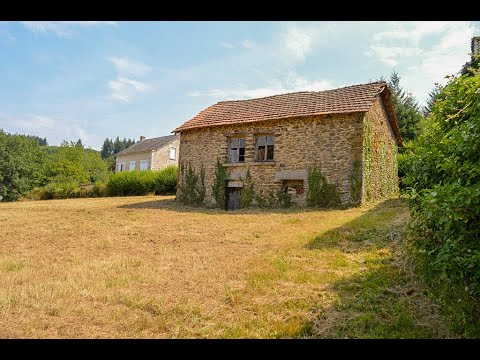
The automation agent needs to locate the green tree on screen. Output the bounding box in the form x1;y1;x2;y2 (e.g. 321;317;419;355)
100;138;113;159
0;130;45;201
387;72;424;142
422;83;443;117
75;139;84;148
405;70;480;335
41;145;109;184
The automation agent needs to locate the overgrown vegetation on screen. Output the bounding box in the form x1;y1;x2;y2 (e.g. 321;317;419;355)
363;122;373;202
254;189;292;208
178;162;205;205
107;166;178;197
404;68;480;337
349;159;362;205
0;130;46;201
306;165;341;207
240;169;254;208
211;159;229;209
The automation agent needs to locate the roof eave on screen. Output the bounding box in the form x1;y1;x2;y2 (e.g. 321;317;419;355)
378;86;403;147
173;110;370;133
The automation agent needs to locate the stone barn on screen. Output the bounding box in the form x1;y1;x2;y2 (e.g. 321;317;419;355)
174;81;402;210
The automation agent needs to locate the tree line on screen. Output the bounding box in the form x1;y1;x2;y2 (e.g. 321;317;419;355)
100;137;137;171
0;132;139;201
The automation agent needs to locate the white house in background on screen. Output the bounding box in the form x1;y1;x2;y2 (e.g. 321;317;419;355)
115;134;179;172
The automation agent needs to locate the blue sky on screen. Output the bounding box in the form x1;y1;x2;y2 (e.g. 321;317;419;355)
0;21;478;150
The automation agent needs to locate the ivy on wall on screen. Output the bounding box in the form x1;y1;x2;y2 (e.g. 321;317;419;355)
363;122;373;202
349;159;362;205
379;135;387;197
362;120;399;203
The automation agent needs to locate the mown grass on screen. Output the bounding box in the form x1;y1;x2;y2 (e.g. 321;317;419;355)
0;196;453;338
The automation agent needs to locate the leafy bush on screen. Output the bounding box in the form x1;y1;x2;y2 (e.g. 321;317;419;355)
240;169;253;208
211;159;229;209
107;167;178;197
306;165;341;207
404;70;480;336
254;189;292;208
41;144;109;185
154;165;178;195
178;162;205;205
24;181;94;200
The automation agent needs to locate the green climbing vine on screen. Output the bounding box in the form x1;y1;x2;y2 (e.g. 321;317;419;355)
379;135;387;197
178;162;205;205
363;121;373;202
211;158;229;209
349;159;362;205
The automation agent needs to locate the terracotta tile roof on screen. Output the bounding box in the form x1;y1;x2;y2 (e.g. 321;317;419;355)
117;134;178;156
174;81;401;144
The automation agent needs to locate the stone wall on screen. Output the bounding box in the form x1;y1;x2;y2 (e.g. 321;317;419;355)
177;112;364;207
151;136;180;170
362;96;400;203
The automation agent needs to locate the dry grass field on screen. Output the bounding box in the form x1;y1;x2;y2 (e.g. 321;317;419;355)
0;196;453;338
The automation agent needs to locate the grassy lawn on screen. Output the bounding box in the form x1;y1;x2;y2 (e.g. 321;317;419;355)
0;196;453;338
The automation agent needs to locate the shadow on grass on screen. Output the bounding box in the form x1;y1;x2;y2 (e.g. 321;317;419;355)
118;197;347;215
306;198;406;253
297;198;452;338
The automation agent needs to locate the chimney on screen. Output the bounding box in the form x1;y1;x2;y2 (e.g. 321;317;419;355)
140;136;145;142
472;36;480;56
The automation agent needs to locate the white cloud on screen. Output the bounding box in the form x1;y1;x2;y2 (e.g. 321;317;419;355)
220;41;235;49
0;114;55;130
109;77;149;102
240;40;255;49
187;76;337;100
108;57;151;77
21;21;117;37
220;40;255;49
372;21;453;44
107;57;151;102
367;21;478;104
282;24;313;62
367;45;423;67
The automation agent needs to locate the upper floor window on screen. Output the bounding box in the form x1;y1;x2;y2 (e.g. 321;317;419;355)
255;135;274;161
228;138;245;163
169;147;176;160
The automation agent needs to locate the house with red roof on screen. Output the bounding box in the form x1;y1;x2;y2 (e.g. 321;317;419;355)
174;81;402;210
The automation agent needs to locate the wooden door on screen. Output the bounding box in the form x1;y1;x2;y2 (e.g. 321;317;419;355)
228;188;241;211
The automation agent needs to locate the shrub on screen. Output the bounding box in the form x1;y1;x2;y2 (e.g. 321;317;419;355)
107;167;178;197
240;169;253;208
405;70;480;336
254;189;292;208
306;165;341;207
178;162;205;205
154;165;178;195
212;159;229;209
